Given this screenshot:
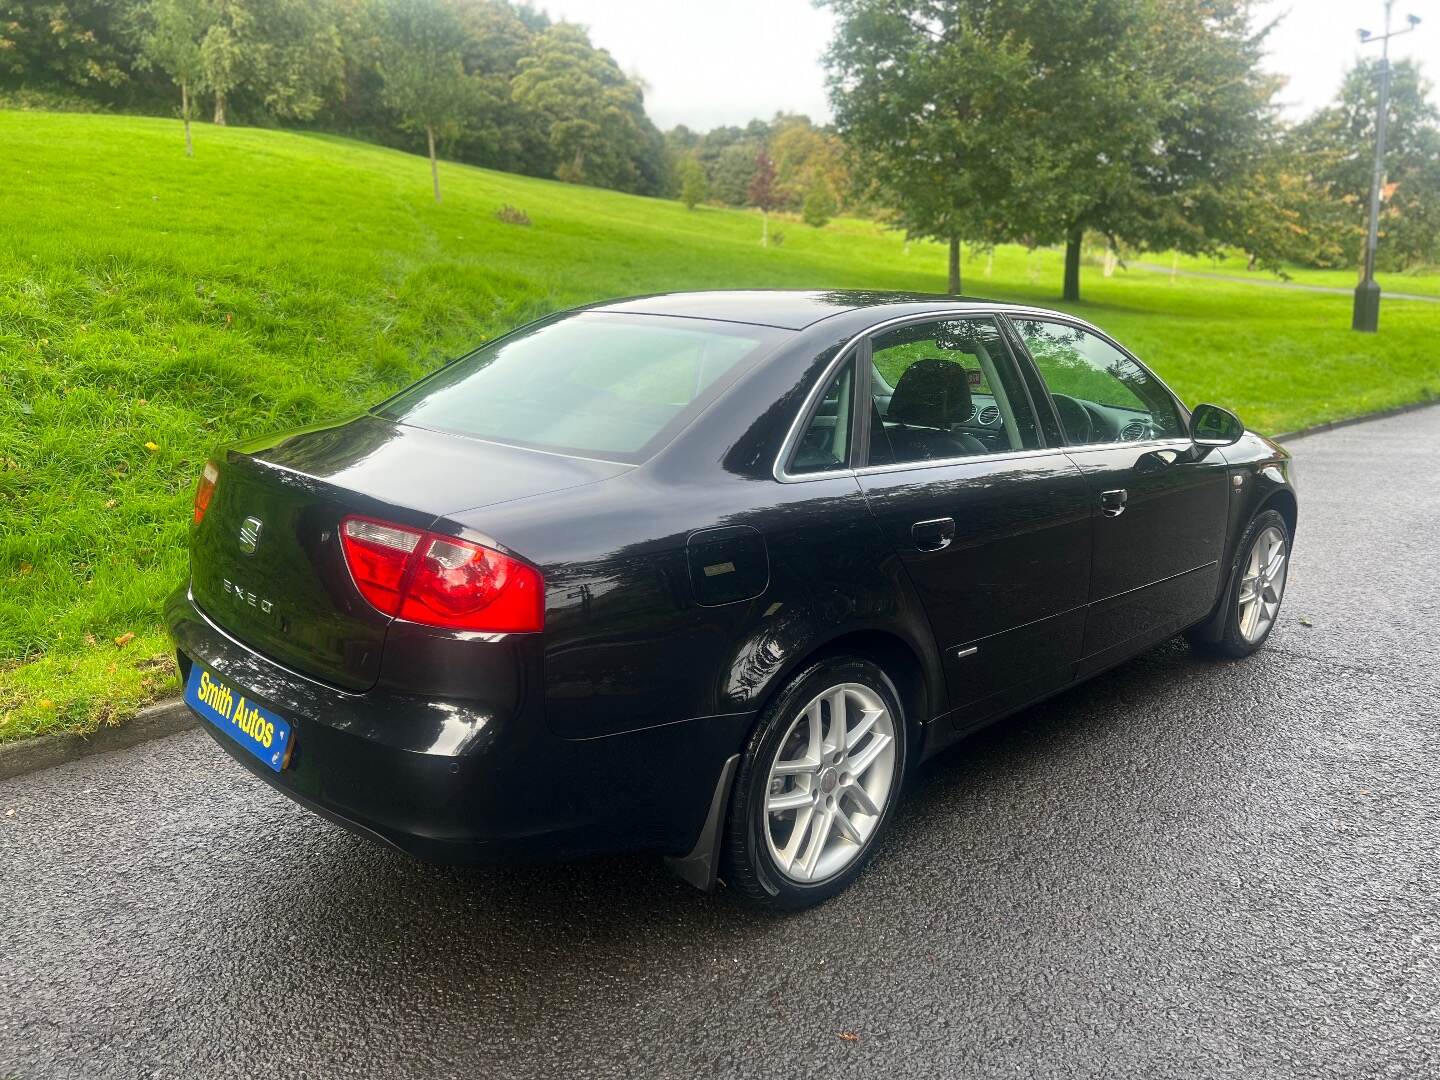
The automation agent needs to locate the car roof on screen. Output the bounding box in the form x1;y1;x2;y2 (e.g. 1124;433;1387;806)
584;289;1039;331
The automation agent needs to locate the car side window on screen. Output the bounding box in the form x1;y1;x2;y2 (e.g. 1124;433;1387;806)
789;359;854;474
1014;319;1184;445
866;317;1040;466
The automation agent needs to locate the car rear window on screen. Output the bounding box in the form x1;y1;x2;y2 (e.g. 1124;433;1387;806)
376;312;784;462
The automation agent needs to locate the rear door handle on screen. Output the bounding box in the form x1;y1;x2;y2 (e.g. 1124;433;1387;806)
911;517;956;552
1100;489;1128;517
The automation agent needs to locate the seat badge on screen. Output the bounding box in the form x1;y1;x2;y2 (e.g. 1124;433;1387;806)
239;516;263;555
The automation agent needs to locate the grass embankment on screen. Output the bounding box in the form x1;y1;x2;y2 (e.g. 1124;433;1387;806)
2;109;1437;743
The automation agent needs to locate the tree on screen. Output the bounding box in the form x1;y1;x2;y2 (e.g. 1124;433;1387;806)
802;178;836;227
197;0;245;123
710;140;760;205
184;0;343;125
134;0;209;156
679;154;708;210
748;147;778;246
824;0;1281;300
1224;133;1354;271
512;22;659;192
824;0;1040;294
770;114;849;212
377;0;477;202
1294;58;1440;271
0;1;134;94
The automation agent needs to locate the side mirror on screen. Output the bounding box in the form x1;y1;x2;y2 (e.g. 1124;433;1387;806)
1190;403;1245;447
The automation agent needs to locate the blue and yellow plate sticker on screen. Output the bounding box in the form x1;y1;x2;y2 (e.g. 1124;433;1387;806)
184;663;293;773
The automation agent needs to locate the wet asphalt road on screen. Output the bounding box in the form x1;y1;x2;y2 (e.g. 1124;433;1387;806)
4;407;1439;1080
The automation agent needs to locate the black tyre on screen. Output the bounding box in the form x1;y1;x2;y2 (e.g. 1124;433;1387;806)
1186;508;1290;658
721;656;907;911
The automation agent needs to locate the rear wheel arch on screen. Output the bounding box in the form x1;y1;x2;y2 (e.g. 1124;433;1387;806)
671;630;929;896
749;627;933;765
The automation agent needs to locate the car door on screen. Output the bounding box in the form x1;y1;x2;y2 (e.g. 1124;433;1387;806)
1006;315;1231;674
853;314;1093;731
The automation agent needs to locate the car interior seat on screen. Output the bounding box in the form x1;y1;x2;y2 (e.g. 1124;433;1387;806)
882;359;986;461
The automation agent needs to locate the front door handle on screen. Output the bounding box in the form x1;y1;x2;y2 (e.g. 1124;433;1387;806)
911;517;956;552
1100;489;1128;517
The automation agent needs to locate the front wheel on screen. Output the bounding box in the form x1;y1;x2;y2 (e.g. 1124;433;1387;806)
721;657;907;911
1188;508;1290;658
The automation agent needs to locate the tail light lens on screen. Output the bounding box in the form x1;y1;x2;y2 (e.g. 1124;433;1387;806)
193;461;219;525
340;518;421;616
340;515;543;633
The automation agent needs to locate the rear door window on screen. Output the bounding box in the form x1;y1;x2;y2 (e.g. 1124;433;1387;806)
789;359;855;474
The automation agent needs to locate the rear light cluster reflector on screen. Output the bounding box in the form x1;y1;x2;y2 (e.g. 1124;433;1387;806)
339;515;543;633
193;461;219;524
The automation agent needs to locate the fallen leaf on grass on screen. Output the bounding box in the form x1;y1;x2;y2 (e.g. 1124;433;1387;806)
838;1032;861;1043
114;632;135;648
18;563;31;575
38;699;55;710
144;441;160;452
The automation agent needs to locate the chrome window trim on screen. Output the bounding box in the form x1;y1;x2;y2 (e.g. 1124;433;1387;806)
855;444;1069;478
772;304;1201;485
775;306;1027;484
779;436;1197;486
1062;436;1194;455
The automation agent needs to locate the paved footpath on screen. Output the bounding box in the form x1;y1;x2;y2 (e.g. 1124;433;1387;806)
3;407;1438;1080
1129;262;1440;303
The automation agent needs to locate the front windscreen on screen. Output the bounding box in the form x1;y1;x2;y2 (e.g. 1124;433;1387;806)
376;312;783;462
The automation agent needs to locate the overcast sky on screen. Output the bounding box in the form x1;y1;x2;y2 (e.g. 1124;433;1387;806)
539;0;1440;131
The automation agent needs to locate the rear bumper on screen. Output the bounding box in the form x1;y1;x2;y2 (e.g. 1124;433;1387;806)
165;584;752;865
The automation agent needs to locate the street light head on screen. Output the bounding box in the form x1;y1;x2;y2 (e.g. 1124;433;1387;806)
1407;14;1421;28
1358;27;1372;41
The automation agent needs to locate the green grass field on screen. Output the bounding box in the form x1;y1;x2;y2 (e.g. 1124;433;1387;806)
2;109;1437;743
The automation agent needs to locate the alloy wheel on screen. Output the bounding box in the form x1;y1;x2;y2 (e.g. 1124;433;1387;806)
763;682;898;883
1237;525;1287;643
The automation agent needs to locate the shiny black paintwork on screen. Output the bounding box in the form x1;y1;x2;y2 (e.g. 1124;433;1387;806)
166;290;1297;873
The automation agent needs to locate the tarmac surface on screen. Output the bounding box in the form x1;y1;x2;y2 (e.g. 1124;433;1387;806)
3;406;1438;1079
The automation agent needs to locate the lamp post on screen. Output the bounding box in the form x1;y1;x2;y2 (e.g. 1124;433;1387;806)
1352;1;1421;332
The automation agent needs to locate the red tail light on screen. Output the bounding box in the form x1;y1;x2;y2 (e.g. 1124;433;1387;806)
193;461;219;525
340;515;544;633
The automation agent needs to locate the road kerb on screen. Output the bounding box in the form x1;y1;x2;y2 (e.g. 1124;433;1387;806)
0;699;197;783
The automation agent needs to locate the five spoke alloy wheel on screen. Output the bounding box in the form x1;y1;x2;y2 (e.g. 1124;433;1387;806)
1236;525;1287;644
763;682;897;883
723;656;907;910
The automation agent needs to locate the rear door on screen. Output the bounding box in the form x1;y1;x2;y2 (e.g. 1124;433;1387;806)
852;314;1093;730
1006;316;1230;673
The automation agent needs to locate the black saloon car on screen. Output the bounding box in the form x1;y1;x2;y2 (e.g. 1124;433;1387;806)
168;290;1297;910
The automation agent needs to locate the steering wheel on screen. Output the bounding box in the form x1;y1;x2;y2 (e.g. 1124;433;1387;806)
1050;394;1093;444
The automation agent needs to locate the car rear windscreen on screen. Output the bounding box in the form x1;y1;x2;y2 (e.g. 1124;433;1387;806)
376;312;784;462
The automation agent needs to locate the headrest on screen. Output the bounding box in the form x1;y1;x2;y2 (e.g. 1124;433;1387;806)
886;359;972;429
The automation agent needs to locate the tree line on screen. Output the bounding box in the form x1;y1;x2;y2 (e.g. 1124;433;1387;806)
0;0;670;200
824;0;1440;299
3;0;1437;297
